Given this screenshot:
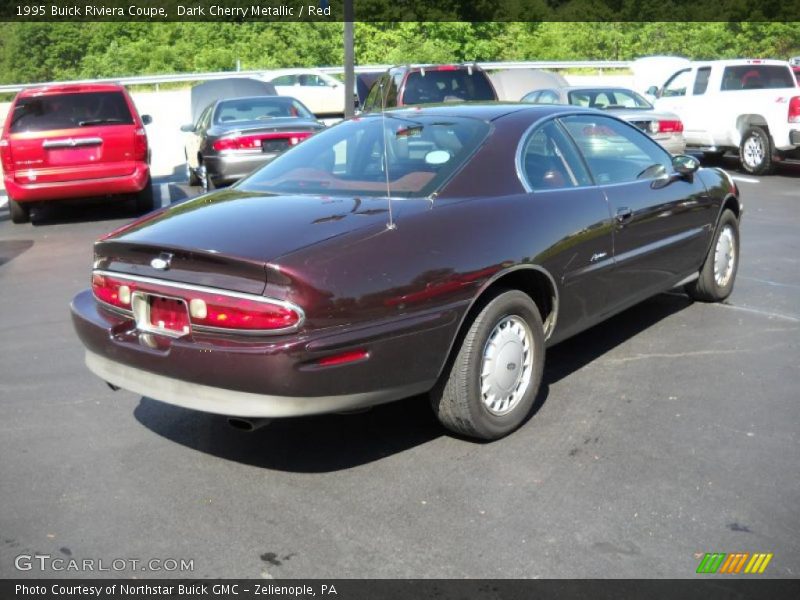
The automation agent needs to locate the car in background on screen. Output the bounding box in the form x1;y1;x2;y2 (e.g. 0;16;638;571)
1;83;153;224
72;104;741;441
791;57;800;83
263;68;346;117
522;86;686;154
355;71;384;110
181;95;324;191
361;64;497;112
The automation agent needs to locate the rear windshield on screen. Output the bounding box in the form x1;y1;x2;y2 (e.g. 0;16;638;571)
568;88;652;109
10;91;133;133
720;65;795;91
402;70;497;105
240;114;490;197
214;97;314;124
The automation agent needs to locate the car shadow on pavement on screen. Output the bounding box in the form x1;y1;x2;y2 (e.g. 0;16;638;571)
133;291;693;473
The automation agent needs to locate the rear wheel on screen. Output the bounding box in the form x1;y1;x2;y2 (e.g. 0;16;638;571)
199;163;214;193
134;177;155;214
8;197;30;224
739;126;774;175
431;290;545;440
186;160;200;186
685;209;739;302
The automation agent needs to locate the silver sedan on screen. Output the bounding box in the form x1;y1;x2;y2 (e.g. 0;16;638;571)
522;86;686;154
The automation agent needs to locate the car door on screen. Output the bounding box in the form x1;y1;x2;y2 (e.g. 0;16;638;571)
559;114;714;307
186;104;213;169
518;118;615;336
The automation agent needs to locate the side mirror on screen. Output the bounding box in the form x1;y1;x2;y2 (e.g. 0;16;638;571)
180;124;195;133
141;114;152;126
672;154;700;176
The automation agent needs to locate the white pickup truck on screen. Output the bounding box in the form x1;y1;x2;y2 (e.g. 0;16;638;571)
651;59;800;174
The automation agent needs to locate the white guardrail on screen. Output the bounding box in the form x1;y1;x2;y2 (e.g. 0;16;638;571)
0;61;632;93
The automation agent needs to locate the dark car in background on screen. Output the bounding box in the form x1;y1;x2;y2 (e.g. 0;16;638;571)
1;83;153;224
182;95;324;191
361;64;497;112
72;104;741;441
522;86;686;154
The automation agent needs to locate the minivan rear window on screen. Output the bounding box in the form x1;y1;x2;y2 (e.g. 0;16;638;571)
402;70;497;105
720;65;795;91
10;91;133;133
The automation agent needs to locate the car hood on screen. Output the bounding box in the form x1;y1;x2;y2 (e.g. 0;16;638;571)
98;188;425;268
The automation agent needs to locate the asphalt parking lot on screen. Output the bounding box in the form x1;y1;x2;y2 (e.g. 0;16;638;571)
0;159;798;579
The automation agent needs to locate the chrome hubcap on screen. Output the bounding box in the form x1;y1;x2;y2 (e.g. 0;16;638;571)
742;135;764;168
480;315;533;416
185;161;193;183
714;225;736;287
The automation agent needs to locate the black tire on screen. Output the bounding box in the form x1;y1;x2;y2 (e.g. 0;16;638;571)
431;290;545;440
739;126;774;175
8;197;30;224
134;177;155;214
685;209;739;302
186;160;200;186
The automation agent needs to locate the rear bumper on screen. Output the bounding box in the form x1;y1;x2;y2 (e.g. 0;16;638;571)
5;164;149;203
651;133;686;155
71;288;456;417
204;153;278;185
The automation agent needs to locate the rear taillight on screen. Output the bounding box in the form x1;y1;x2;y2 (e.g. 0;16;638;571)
658;120;684;133
212;131;313;152
134;127;148;162
788;96;800;123
92;273;135;310
92;272;302;333
0;138;12;173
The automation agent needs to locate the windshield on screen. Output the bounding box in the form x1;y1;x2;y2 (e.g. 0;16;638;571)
239;114;490;197
567;88;653;110
10;91;133;133
402;70;497;104
213;97;314;124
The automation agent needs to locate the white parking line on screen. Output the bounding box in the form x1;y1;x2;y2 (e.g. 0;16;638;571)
731;176;760;184
159;183;171;208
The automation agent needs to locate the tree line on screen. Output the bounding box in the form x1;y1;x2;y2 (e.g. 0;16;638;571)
0;22;797;85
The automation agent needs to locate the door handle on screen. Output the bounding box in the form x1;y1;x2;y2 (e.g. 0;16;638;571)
616;207;633;224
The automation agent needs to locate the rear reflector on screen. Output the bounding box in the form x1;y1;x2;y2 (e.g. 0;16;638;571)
315;349;369;367
91;271;302;333
212;131;313;152
789;96;800;123
658;120;684;133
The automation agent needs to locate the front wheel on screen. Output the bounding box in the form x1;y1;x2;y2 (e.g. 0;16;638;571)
685;209;740;302
431;290;545;440
8;197;30;224
739;126;774;175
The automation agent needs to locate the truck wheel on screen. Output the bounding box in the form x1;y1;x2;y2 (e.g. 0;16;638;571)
431;290;545;440
134;177;155;214
739;126;774;175
8;197;30;224
685;209;739;302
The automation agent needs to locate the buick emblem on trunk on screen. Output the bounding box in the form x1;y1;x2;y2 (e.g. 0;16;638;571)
150;252;173;271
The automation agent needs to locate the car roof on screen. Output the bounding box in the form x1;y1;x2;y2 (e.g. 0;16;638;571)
17;83;126;98
380;102;587;121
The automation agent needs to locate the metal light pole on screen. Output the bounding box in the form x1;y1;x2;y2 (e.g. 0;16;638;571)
343;0;355;118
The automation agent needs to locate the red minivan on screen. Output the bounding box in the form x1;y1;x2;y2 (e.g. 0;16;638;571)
1;83;153;224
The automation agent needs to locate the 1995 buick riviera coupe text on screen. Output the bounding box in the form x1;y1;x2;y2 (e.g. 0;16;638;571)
71;104;741;440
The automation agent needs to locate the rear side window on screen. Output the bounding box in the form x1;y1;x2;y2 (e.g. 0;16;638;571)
721;65;795;90
520;120;592;191
214;98;314;123
693;67;711;95
10;91;133;133
402;69;496;105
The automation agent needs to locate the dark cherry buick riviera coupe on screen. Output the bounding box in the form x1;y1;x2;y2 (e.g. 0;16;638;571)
71;104;741;440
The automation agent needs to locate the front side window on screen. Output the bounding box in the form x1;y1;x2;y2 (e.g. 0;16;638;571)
10;91;133;133
240;114;490;197
520;120;592;191
662;69;693;98
560;115;671;185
